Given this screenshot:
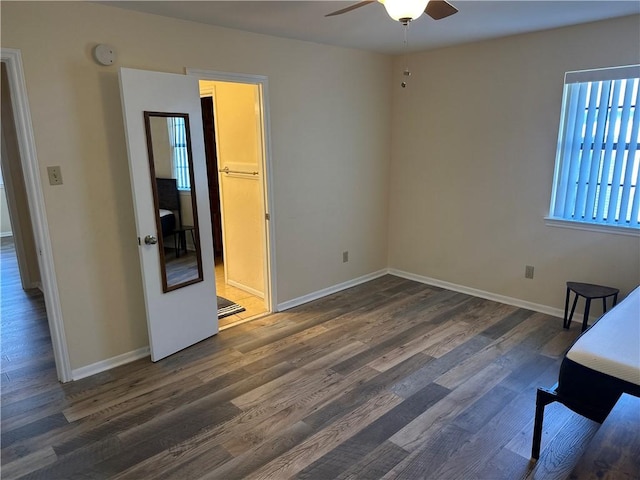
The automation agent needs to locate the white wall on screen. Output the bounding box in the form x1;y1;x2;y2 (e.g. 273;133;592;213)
148;117;172;178
1;63;41;287
1;2;392;370
388;15;640;311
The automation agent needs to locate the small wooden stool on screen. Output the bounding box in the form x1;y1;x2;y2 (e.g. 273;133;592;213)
563;282;619;332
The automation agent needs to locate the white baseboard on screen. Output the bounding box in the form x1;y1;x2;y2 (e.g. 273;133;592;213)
277;269;388;311
226;279;264;299
69;269;593;382
276;268;568;321
21;280;40;290
388;268;566;319
0;231;13;238
72;346;150;381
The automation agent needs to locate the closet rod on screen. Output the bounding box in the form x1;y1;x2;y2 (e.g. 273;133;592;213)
218;166;259;176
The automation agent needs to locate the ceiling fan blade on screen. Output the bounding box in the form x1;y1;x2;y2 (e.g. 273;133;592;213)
425;0;458;20
325;1;376;17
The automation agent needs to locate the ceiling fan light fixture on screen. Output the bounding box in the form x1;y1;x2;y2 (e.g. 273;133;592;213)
381;0;429;22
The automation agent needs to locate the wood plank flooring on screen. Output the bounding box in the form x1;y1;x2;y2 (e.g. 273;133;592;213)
2;236;602;479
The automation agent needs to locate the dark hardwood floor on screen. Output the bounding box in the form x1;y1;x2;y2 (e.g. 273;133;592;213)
1;236;601;479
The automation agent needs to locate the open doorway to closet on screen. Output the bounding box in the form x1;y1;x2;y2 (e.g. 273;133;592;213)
199;79;272;329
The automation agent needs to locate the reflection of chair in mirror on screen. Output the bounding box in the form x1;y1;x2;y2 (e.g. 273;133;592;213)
156;177;197;258
156;178;181;257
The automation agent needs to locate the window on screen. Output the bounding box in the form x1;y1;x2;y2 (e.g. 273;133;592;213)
167;117;191;190
548;65;640;233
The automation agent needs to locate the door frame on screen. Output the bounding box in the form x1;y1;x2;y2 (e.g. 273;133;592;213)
186;68;276;313
1;48;72;382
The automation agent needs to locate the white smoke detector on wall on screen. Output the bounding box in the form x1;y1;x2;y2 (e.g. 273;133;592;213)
93;44;117;66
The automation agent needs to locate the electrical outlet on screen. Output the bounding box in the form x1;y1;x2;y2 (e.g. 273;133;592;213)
47;166;63;186
343;251;349;263
525;265;534;279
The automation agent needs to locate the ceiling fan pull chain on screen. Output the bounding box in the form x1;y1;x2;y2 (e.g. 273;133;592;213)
401;21;411;88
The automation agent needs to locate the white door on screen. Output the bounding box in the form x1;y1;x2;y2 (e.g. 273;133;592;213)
119;68;218;361
213;81;266;298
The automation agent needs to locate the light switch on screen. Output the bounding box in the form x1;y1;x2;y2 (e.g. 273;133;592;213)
47;166;63;186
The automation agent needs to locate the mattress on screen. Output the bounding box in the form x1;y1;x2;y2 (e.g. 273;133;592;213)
159;209;176;237
556;286;640;419
566;286;640;386
532;286;640;459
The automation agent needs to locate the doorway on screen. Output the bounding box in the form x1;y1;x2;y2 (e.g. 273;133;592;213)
197;74;273;329
1;50;71;382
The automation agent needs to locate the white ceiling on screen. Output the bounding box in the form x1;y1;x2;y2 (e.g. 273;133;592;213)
101;1;640;54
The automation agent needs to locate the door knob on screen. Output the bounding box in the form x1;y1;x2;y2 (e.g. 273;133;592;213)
144;235;158;245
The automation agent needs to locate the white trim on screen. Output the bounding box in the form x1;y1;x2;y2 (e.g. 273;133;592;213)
1;48;72;382
388;268;566;319
219;312;269;331
227;279;264;299
186;67;277;314
187;69;267;85
565;64;640;84
545;217;640;237
277;269;388;311
0;232;13;238
72;346;150;381
388;268;605;326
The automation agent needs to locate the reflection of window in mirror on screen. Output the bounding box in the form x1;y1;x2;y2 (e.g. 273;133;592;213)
167;118;191;191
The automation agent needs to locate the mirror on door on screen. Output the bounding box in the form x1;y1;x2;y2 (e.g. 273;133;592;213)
143;111;203;292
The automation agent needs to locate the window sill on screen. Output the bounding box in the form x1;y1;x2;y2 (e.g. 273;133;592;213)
545;217;640;237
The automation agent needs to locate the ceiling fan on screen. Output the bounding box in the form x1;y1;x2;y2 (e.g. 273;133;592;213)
327;0;458;88
326;0;458;25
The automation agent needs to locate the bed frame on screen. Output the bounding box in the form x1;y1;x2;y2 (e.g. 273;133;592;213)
531;286;640;459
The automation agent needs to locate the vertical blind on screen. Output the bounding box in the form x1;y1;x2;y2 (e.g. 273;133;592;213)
549;65;640;229
167;117;191;190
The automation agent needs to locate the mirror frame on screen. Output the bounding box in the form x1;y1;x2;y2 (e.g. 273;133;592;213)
143;111;204;293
